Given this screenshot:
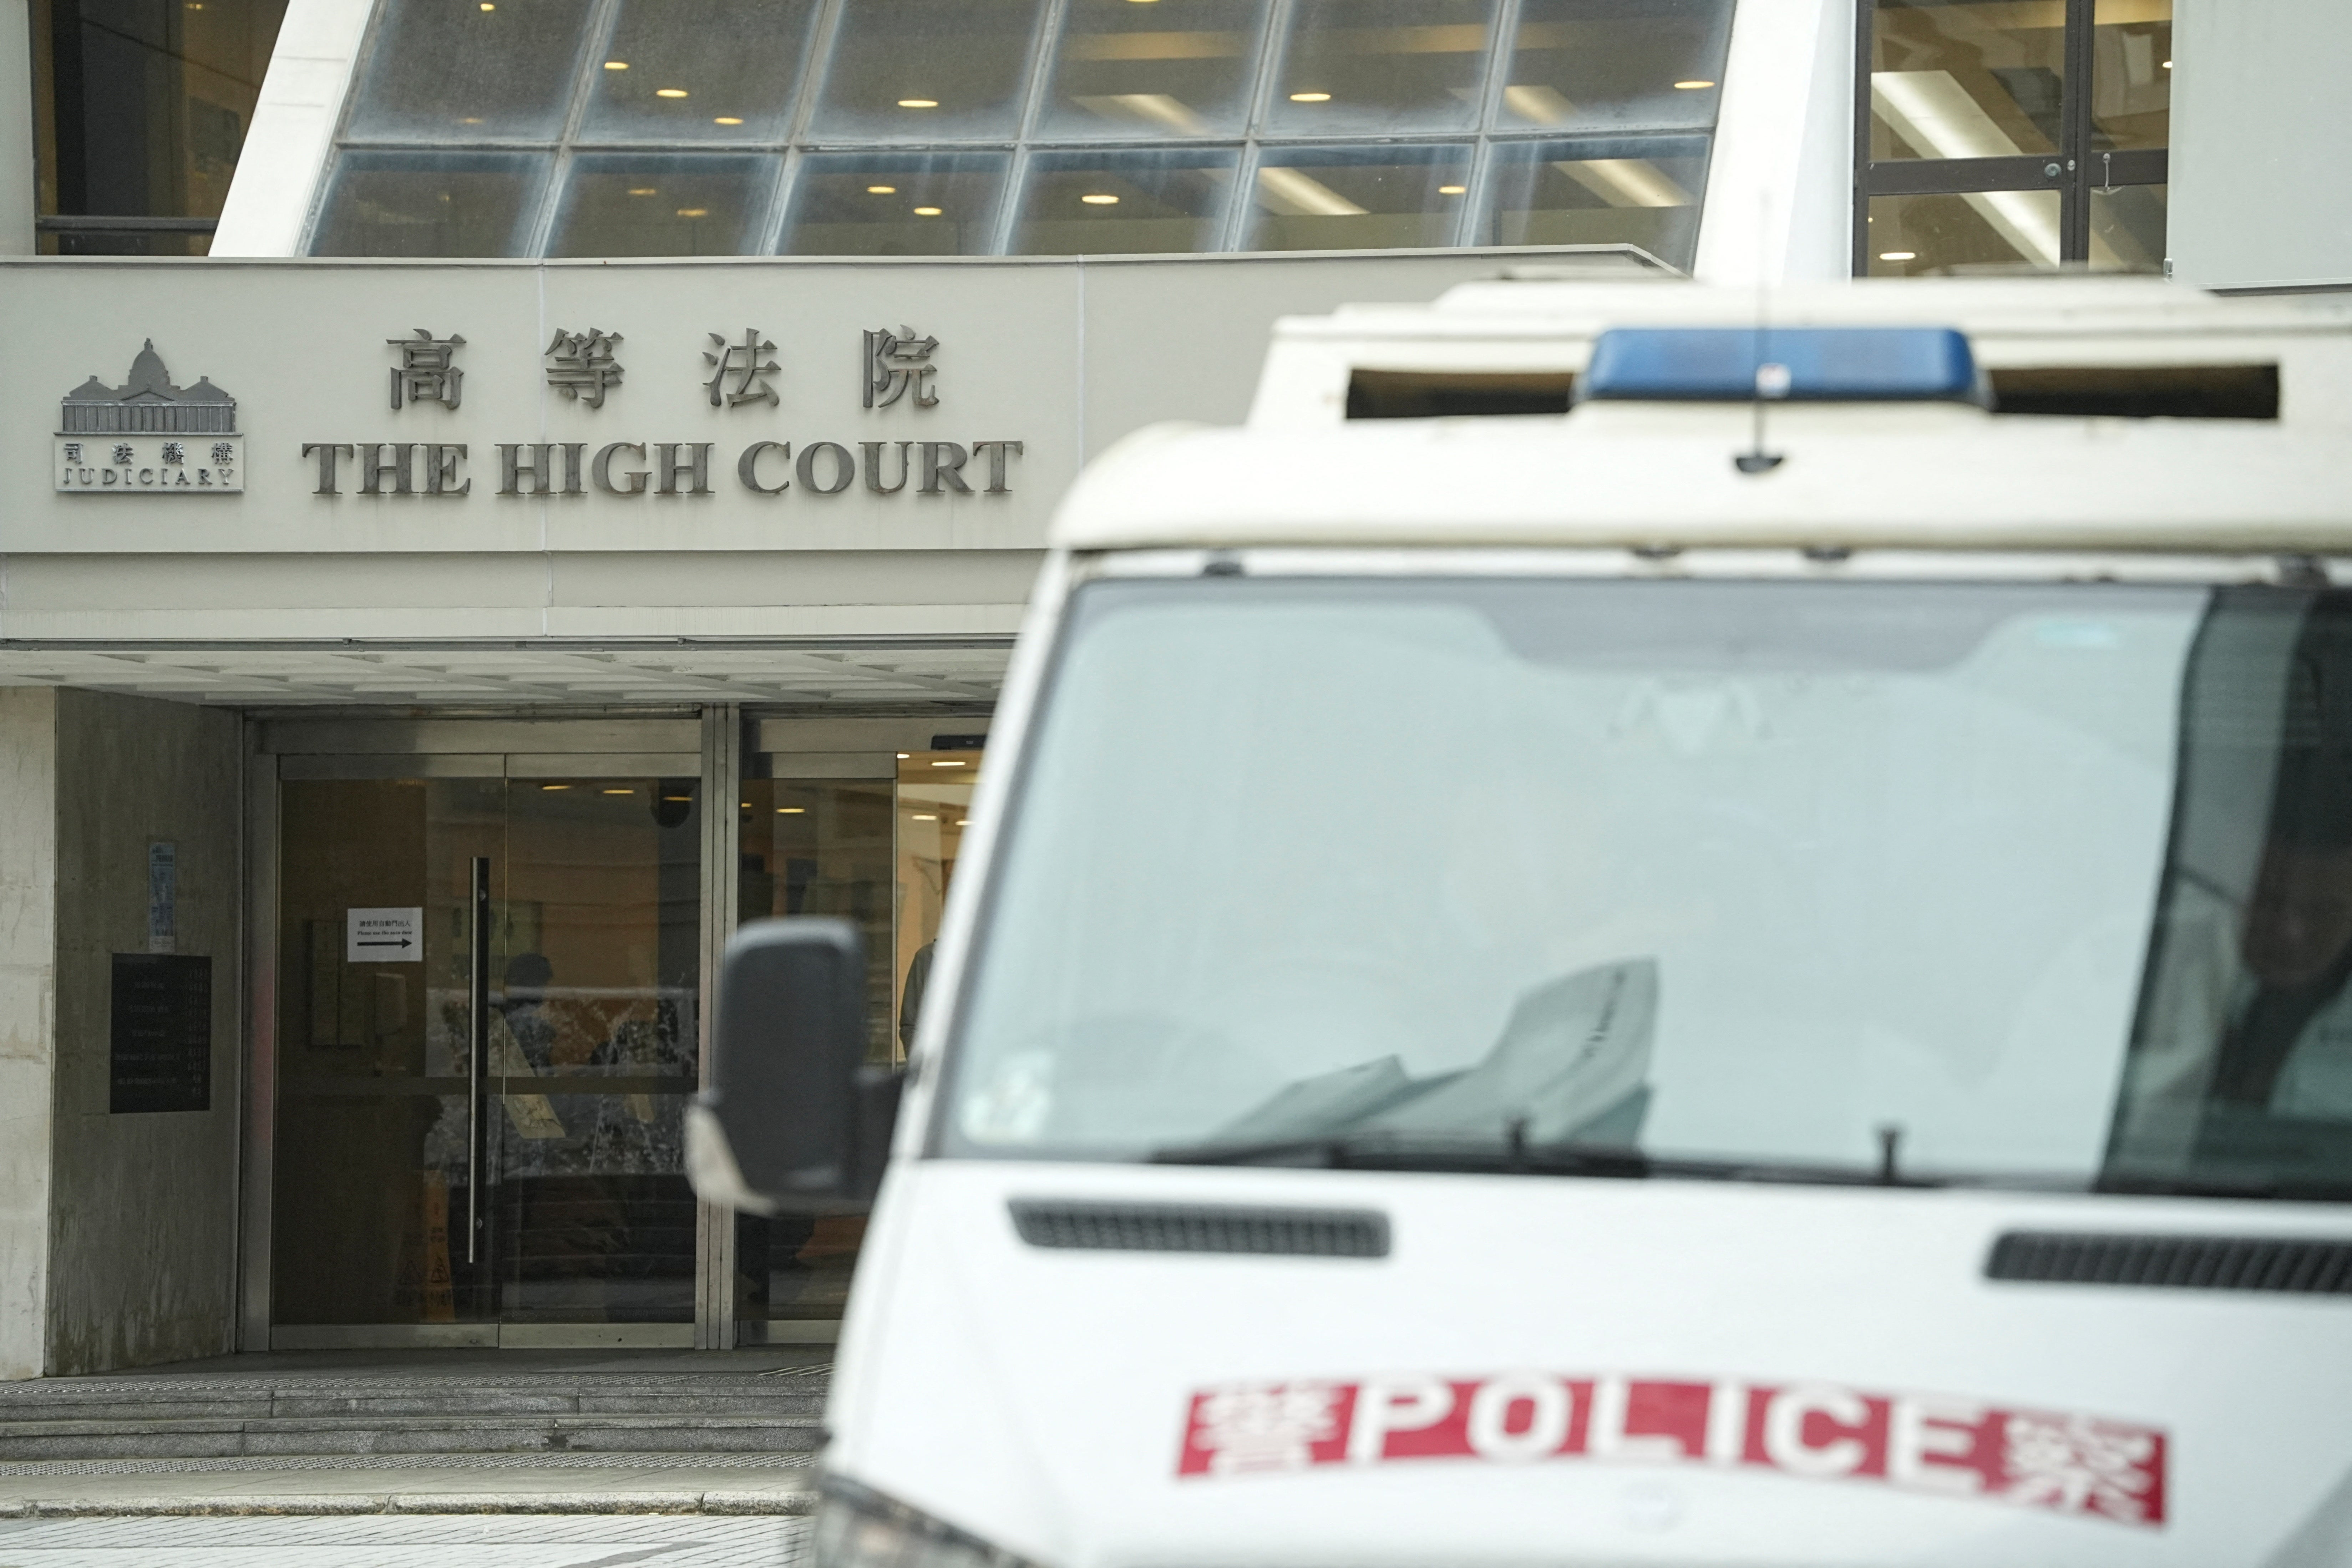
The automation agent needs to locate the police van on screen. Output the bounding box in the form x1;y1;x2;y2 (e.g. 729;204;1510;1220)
693;275;2352;1568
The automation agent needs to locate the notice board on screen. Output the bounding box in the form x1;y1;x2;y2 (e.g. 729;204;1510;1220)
110;953;212;1113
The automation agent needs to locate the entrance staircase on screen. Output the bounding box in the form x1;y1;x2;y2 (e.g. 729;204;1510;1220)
0;1351;827;1471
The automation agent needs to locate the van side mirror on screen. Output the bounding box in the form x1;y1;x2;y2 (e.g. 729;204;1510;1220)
687;917;904;1214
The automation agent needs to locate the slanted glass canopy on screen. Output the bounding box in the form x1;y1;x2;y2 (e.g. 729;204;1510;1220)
309;0;1733;261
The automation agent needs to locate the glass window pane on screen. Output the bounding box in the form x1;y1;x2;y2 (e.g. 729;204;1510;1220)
1479;137;1705;268
310;151;548;256
1865;189;2063;275
2092;0;2169;152
577;0;819;143
1870;0;2064;162
808;0;1051;140
1266;0;1498;135
1013;148;1238;253
779;152;1009;255
345;0;592;141
547;154;775;256
2089;182;2165;273
1036;0;1269;139
1244;145;1470;251
1498;0;1734;132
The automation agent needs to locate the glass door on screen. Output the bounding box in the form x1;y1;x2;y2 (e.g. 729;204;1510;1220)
273;771;702;1335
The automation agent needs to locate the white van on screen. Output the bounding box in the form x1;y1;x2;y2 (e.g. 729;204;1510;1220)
693;276;2352;1568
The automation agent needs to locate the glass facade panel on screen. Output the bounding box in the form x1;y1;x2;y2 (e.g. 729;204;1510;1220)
1498;0;1733;132
1246;145;1471;251
548;154;776;256
2088;181;2165;272
1036;0;1268;139
312;150;548;256
344;0;593;141
1264;0;1498;135
1865;188;2062;275
1869;0;2065;162
1478;136;1704;266
2092;0;2169;152
779;152;1009;255
807;0;1051;141
1013;148;1238;254
577;0;820;143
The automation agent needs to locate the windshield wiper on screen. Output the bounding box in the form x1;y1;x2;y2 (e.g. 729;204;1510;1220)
1149;1131;1973;1189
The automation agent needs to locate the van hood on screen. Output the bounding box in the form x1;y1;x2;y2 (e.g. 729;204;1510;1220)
824;1160;2352;1568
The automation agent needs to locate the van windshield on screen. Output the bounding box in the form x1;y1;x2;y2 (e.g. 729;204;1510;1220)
939;577;2352;1199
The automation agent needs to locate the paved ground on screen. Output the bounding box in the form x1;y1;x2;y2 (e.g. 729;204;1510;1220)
0;1511;810;1566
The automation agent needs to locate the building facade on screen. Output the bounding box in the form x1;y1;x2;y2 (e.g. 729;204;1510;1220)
0;0;2340;1378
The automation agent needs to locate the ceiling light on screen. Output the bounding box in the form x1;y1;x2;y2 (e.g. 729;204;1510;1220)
1080;193;1119;205
602;787;634;795
541;783;571;791
604;60;628;69
656;87;688;98
664;794;692;802
477;3;493;10
913;206;942;216
459;116;484;123
898;98;939;108
931;760;968;767
1879;250;1917;261
912;813;938;821
897;752;912;759
1673;79;1714;89
677;207;708;216
628;186;657;195
2160;59;2171;68
1438;184;1465;194
868;184;898;194
714;116;743;125
1288;91;1331;102
956;819;969;827
776;806;805;814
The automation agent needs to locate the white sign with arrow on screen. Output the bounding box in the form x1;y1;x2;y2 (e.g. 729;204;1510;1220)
346;907;423;962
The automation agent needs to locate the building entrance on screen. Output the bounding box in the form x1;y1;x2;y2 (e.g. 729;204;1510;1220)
272;771;703;1337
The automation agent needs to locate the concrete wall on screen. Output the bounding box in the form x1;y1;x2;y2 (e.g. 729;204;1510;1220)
43;690;242;1374
0;689;58;1380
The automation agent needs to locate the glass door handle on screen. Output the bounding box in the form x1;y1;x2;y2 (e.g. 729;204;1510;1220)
467;855;490;1266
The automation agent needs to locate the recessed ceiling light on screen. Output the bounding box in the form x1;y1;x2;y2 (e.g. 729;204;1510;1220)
656;87;688;97
898;98;939;108
603;59;627;69
459;116;484;123
776;806;805;814
1674;79;1714;89
913;205;942;216
1080;193;1119;205
477;3;493;10
541;783;571;791
1879;250;1917;261
714;116;743;125
628;186;657;195
867;184;898;194
912;813;938;821
1438;184;1465;194
931;759;967;767
676;207;709;217
956;819;969;826
664;794;692;801
1289;91;1331;102
2160;59;2171;68
602;787;634;795
896;752;911;758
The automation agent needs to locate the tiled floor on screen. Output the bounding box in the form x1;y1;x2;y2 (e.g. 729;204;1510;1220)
0;1511;810;1567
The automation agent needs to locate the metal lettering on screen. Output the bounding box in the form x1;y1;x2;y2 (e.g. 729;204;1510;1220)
737;441;790;495
592;441;649;495
358;442;415;496
919;441;971;494
654;442;713;496
498;443;553;497
861;440;913;494
388;329;465;411
795;441;854;495
864;326;939;409
704;329;780;408
304;442;355;495
544;328;623;408
560;442;587;495
424;443;471;496
972;439;1023;494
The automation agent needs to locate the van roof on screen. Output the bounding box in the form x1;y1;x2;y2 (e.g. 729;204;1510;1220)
1050;280;2352;556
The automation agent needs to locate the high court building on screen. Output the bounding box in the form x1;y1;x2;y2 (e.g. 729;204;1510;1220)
0;0;2340;1376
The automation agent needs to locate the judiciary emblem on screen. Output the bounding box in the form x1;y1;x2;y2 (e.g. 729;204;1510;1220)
56;340;243;493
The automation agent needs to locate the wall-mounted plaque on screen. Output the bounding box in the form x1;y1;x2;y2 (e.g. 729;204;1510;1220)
110;953;212;1113
57;341;243;493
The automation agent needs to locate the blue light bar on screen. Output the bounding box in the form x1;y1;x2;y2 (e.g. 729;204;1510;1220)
1580;326;1981;404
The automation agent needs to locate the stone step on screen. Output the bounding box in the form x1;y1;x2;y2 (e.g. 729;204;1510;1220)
0;1412;824;1462
0;1389;823;1423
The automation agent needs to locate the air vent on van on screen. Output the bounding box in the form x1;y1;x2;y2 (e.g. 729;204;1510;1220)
1986;1231;2352;1294
1346;370;1575;420
1010;1200;1390;1258
1988;364;2279;419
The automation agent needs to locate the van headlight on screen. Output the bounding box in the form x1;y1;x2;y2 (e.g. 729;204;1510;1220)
815;1476;1049;1568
